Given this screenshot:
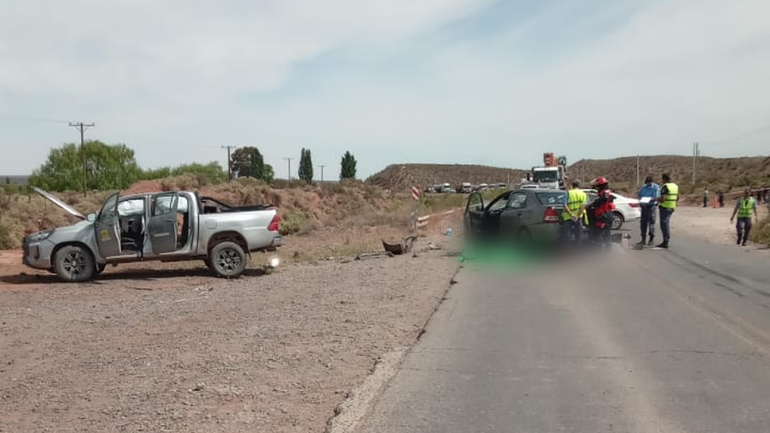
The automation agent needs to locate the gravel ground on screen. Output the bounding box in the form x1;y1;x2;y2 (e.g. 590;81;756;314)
0;233;459;433
670;205;769;246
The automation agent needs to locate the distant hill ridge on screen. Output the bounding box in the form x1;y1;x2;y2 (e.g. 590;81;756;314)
367;156;770;193
367;164;527;192
569;155;770;193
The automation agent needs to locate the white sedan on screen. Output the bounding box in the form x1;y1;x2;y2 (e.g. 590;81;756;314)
583;190;642;230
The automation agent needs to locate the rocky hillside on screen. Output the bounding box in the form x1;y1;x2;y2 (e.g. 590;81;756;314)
568;155;770;194
367;164;527;191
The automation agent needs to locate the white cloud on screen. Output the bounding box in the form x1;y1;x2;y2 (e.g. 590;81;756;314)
1;0;768;177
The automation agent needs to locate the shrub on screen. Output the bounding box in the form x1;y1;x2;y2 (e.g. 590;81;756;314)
280;210;309;236
750;210;770;245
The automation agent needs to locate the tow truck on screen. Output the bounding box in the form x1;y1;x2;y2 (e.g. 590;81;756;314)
524;152;567;190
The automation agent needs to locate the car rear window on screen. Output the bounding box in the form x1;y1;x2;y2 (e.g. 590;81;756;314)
536;191;567;205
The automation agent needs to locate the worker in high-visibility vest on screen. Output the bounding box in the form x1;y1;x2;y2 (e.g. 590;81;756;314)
657;173;679;249
730;189;759;246
561;180;587;248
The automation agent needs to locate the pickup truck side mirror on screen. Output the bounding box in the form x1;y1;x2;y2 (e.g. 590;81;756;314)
87;213;96;222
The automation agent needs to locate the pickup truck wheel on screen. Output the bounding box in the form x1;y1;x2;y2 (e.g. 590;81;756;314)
209;241;247;279
53;245;95;282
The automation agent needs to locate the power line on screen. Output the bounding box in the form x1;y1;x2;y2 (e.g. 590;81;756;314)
69;122;94;196
221;145;237;181
0;115;70;124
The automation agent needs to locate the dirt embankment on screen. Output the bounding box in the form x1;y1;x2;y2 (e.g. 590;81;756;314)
0;177;413;249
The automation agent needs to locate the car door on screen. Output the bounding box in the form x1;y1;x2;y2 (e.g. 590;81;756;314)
94;192;122;258
147;192;179;255
464;191;485;235
500;192;529;238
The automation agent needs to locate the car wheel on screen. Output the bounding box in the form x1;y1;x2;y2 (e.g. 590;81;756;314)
209;241;247;279
53;245;96;282
517;227;533;245
611;212;624;230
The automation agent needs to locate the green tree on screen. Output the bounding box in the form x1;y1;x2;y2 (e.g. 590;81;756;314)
262;164;275;184
340;151;357;180
142;167;172;180
231;146;265;179
30;141;142;191
298;148;314;183
171;162;227;184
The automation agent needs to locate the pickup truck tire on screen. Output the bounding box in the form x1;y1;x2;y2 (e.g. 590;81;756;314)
209;241;247;279
53;245;95;282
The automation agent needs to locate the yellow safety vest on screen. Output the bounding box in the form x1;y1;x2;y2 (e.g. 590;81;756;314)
562;189;586;221
660;183;679;209
738;197;755;218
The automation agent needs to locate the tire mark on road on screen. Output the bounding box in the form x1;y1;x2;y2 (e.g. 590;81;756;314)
629;257;770;358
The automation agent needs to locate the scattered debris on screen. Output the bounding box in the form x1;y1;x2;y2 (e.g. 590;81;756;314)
356;252;394;261
382;235;418;255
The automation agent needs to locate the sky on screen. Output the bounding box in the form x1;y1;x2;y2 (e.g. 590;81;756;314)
1;0;769;179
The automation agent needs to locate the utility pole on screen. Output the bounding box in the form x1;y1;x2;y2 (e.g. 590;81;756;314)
692;142;700;187
636;155;640;186
69;122;95;196
284;157;294;181
319;164;326;182
222;145;237;181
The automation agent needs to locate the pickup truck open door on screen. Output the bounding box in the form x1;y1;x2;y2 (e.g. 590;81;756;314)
148;192;179;254
94;192;122;258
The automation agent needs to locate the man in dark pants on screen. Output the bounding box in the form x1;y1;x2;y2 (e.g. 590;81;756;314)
730;189;758;246
636;175;659;246
657;173;679;249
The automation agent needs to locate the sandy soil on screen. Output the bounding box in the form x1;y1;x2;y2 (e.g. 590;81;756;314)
670;204;769;246
0;219;461;433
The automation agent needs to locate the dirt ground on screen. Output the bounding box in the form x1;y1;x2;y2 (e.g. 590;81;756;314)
669;204;769;246
0;218;461;433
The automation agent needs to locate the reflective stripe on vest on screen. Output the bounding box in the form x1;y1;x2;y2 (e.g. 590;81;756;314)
563;189;586;220
660;182;679;209
738;197;755;218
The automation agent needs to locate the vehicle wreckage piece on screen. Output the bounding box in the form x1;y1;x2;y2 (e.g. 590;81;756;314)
382;236;418;255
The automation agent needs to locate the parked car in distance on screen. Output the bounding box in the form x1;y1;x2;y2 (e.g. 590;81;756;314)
464;188;567;244
582;189;641;230
23;188;283;282
456;182;473;194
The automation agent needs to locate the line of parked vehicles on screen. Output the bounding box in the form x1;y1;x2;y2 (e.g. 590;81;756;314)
425;182;508;194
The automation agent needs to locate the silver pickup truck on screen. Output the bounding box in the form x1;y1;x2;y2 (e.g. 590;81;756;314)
23;188;283;281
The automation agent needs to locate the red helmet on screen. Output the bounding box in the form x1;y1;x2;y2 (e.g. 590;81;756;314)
593;176;609;186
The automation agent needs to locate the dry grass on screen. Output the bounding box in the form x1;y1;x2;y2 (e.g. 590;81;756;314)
0;178;419;249
751;206;770;245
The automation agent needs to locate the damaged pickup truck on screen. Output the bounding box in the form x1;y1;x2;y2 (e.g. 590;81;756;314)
23;188;282;281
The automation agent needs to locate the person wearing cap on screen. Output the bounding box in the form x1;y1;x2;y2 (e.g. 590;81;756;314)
636;175;660;246
561;180;587;248
730;189;759;246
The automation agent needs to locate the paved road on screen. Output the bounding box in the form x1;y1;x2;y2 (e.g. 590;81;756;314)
357;238;770;433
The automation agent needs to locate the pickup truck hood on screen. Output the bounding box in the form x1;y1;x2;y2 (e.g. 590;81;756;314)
33;187;86;220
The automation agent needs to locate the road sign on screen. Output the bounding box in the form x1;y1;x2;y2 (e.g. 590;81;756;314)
411;186;420;200
558;156;567;166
